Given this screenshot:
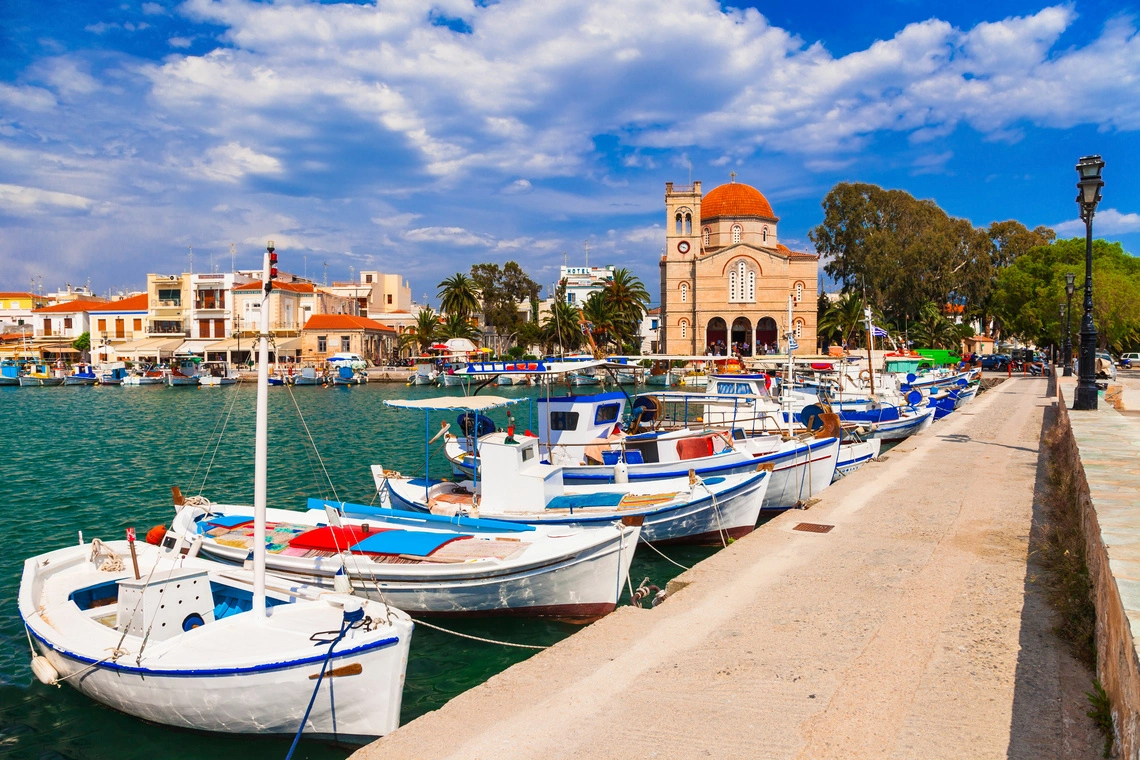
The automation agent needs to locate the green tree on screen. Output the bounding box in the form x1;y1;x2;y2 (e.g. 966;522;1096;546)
601;267;650;349
470;262;541;348
437;273;481;319
436;312;481;343
400;307;439;354
541;281;583;355
580;292;616;356
72;331;90;360
818;293;868;348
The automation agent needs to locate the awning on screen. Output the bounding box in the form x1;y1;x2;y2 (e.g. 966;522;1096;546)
175;340;219;355
112;338;183;359
444;338;478;353
385;396;523;412
459;359;610;376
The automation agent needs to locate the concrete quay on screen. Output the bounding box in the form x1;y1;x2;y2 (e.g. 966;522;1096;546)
355;376;1098;759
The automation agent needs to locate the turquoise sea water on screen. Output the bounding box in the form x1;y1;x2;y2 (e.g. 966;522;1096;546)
0;382;721;760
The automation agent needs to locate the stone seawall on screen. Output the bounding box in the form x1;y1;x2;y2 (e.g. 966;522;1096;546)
1056;380;1140;757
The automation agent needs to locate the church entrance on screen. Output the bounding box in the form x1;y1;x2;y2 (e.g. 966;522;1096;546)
755;317;778;354
705;317;727;355
731;317;752;356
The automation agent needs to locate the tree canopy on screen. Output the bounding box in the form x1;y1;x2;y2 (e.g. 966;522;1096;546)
437;273;481;318
470;262;541;339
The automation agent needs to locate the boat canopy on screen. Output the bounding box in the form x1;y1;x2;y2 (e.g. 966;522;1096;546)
384;395;524;412
459;359;616;376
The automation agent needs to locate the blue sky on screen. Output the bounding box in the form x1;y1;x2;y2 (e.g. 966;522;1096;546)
1;0;1137;306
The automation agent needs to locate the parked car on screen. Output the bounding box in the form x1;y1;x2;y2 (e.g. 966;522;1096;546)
980;354;1009;371
1120;352;1140;368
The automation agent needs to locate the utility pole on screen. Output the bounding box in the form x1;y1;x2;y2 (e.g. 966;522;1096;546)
323;262;328;287
584;240;589;269
231;243;235;273
188;245;193;274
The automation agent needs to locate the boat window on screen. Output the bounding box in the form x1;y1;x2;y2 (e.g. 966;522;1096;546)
594;403;620;425
549;411;579;431
716;382;738;394
737;383;752;394
521;446;534;462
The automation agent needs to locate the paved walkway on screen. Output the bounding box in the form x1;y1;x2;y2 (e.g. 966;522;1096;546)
355;377;1098;759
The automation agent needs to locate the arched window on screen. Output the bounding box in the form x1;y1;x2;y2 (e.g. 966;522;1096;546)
680;319;688;339
747;270;755;302
685;213;692;235
795;281;804;303
728;268;737;302
732;225;742;244
680;283;688;303
730;260;753;303
794;319;804;339
762;226;768;243
675;213;683;235
703;227;710;246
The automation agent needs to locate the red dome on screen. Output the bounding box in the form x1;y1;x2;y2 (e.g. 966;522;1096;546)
701;182;775;221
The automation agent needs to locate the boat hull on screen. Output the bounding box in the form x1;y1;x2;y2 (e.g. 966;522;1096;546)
18;376;64;386
834;439;882;480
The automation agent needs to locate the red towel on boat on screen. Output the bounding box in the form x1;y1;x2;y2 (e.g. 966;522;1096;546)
288;525;389;552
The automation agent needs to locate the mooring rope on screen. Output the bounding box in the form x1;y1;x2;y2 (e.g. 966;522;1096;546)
199;383;244;494
284;380;340;503
637;535;691;571
410;617;548;650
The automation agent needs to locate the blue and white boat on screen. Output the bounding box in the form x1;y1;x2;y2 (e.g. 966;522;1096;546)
0;359;21;386
64;363;98;386
18;243;413;742
98;364;131;385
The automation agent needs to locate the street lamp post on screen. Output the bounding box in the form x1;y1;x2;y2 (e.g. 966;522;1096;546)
1064;272;1075;376
1073;155;1105;411
1058;303;1066;368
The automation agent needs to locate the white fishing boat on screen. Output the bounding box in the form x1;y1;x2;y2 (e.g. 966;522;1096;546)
331;364;364;385
199;361;240;386
167;358;201;387
18;242;413;743
292;366;325;386
168;494;640;622
98;363;131;385
834;438;881;480
408;362;438;385
18;362;65;386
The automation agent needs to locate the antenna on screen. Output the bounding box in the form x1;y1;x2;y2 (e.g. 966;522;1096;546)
349;265;354;284
562;251;568;269
230;243;235;272
188;245;193;274
323;262;328;286
584;240;589;269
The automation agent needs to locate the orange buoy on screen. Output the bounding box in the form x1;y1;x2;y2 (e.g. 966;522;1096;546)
145;525;167;545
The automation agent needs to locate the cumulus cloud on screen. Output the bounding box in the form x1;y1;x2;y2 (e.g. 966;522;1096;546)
403;226;493;246
193;142;283;182
0;183;95;214
1054;209;1140;236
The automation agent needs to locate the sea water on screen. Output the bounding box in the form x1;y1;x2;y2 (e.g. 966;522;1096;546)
0;382;719;759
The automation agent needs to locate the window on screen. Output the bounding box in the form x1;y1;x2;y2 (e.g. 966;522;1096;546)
594;403;620;425
567;292;575;304
703;228;710;246
550;411;579;431
64;317;73;329
43;319;52;336
199;319;210;338
366;274;373;283
214;319;225;336
762;226;768;243
732;225;742;244
386;294;393;305
794;320;803;338
317;336;327;352
680;283;688;303
157;288;181;305
133;318;142;332
729;268;737;301
97;318;107;332
680;319;688;339
730;261;751;303
675;213;683;235
685;213;692;235
521;446;534;462
716;382;737;395
651;319;659;329
747;271;755;302
117;319;126;338
795;282;804;303
341;336;351;352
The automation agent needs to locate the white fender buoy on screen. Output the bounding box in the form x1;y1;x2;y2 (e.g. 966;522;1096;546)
31;656;59;686
613;461;629;484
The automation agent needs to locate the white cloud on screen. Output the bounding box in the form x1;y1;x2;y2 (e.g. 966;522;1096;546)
193;142;282;182
912;151;953;175
0;183;95;214
1054;209;1140;236
403;226;493;246
371;212;422;228
0;83;56;112
502;179;533;194
168;36;193;48
84;22;118;34
141;2;168;15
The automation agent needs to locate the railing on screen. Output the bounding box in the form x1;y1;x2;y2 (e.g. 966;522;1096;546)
148;324;186;335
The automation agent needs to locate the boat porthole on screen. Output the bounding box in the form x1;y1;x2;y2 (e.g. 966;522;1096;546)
182;613;205;631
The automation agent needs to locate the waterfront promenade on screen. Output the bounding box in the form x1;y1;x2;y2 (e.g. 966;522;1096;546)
354;376;1098;759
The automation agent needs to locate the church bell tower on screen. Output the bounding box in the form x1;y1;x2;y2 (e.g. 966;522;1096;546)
660;180;701;354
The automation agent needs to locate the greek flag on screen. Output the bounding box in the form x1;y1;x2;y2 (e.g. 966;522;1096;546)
788;335;799;350
871;325;888;338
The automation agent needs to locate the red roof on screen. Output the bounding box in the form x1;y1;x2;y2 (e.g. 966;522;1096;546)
701;181;775;221
233;280;316;293
303;314;395;333
34;299;106;314
87;293;149;312
0;292;37;299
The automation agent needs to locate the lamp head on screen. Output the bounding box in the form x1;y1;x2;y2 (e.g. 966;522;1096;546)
1065;272;1075;297
1059;303;1066;318
1075;155;1105;210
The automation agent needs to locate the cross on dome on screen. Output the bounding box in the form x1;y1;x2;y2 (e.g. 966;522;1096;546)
729;171;736;183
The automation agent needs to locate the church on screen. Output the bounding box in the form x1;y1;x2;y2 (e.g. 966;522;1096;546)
659;176;819;356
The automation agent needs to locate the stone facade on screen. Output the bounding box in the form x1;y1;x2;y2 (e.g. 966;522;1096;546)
659;179;818;356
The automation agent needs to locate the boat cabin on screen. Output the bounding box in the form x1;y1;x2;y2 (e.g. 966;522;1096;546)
536;391;627;449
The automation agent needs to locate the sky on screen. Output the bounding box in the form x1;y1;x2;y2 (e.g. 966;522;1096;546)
1;0;1137;306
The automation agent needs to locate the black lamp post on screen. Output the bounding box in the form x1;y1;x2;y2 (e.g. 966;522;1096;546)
1073;155;1104;410
1058;303;1066;367
1064;272;1075;376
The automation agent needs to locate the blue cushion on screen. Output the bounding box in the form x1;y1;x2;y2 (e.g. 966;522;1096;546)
349;530;470;557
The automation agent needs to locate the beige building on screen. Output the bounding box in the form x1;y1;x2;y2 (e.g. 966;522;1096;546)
659;177;819;356
300;314;397;364
231;280;355;337
327;271;412;318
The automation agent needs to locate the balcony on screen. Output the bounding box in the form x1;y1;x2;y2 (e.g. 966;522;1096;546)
148;322;186;335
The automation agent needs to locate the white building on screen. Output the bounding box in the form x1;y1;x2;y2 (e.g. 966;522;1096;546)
559;265;614;305
639;307;661;355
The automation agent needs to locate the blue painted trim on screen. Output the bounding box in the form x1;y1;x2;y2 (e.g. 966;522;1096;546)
313;498;535;532
23;616;402;678
536;391;626;404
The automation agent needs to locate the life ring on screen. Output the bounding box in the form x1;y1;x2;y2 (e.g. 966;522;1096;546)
859;369;871;384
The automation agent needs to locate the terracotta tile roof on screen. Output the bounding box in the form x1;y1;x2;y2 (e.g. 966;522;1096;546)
34;299;106;314
233;280;316;293
86;293;149;311
775;243;819;260
0;292;37;299
303;314;396;332
701;181;775;221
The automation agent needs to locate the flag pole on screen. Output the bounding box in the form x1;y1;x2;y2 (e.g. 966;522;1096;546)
864;307;876;396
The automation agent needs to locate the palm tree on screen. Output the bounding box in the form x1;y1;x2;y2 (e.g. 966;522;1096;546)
580;292;615;356
602;268;650;347
400;307;439;354
542;300;583;356
437;312;481;343
437;273;481;319
819;293;866;348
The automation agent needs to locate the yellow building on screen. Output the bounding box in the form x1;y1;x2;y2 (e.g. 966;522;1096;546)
0;292;49;329
659;177;819;356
